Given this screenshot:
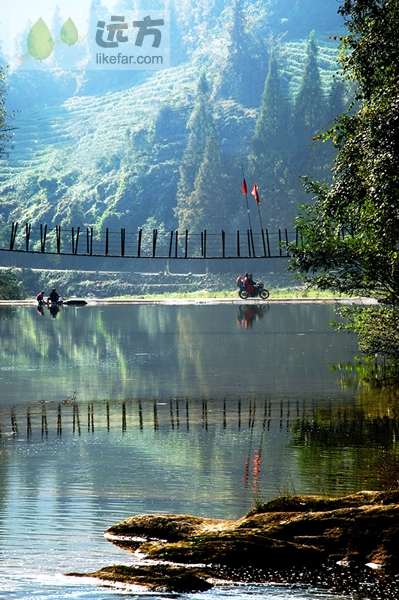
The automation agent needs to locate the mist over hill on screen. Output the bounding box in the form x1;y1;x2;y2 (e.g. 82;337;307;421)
0;0;346;261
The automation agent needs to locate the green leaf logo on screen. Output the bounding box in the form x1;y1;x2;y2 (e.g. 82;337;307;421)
27;18;54;61
60;18;79;47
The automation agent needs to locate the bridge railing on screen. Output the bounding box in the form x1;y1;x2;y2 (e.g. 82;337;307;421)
1;222;298;259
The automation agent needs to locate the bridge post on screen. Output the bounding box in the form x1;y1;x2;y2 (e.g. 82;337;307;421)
105;228;109;256
152;228;157;258
40;224;47;252
9;222;18;251
168;231;173;258
88;228;93;255
278;229;282;256
56;225;61;253
72;227;80;254
236;230;240;257
266;229;271;257
137;229;142;257
121;228;125;257
75;227;80;255
285;229;289;256
222;230;225;258
185;230;188;259
26;223;31;252
175;230;179;258
250;229;256;257
261;229;267;257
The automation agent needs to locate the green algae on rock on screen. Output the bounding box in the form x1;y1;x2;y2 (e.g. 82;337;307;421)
67;492;399;594
105;491;399;570
67;564;215;592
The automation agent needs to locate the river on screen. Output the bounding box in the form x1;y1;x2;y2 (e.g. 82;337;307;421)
0;302;394;599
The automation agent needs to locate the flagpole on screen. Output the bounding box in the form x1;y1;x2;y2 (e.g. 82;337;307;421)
241;164;253;232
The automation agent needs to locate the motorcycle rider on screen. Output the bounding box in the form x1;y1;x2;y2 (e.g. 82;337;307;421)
244;273;254;295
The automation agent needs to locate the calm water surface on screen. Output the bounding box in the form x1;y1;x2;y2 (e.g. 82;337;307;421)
0;303;394;599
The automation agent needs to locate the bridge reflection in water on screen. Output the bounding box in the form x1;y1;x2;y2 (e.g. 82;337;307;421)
3;397;399;445
4;397;282;437
2;397;399;497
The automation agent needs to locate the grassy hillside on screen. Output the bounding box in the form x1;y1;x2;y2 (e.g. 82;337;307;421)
0;0;344;255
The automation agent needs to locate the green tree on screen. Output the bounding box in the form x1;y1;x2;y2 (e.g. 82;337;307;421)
0;269;25;300
247;52;293;226
292;34;329;177
288;0;399;304
215;0;266;106
180;134;227;232
175;73;215;230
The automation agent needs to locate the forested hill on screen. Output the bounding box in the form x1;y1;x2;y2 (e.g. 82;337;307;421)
0;0;345;246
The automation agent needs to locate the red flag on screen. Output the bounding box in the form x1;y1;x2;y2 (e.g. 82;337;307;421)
251;183;260;205
242;178;247;194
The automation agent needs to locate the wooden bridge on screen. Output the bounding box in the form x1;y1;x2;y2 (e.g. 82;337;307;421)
1;222;298;260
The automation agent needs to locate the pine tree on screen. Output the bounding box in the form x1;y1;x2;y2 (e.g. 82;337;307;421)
180;134;227;232
292;35;329;176
215;0;266;106
247;52;293;226
175;72;215;229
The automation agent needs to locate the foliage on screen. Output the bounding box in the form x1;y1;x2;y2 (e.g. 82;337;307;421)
334;304;399;359
288;0;399;304
213;0;267;106
174;73;219;230
0;269;26;300
248;51;294;227
180;135;228;232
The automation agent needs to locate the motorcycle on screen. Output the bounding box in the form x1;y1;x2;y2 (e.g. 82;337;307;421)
236;276;270;300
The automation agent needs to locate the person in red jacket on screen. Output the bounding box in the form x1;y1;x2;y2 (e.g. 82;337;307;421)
244;273;254;295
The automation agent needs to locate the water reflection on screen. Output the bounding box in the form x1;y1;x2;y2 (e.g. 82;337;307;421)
236;304;269;329
1;395;397;497
0;304;395;600
0;304;361;404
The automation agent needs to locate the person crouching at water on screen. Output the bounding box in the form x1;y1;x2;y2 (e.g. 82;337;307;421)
36;291;45;305
48;288;61;304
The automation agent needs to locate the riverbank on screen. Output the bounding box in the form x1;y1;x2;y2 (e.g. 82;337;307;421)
0;296;378;306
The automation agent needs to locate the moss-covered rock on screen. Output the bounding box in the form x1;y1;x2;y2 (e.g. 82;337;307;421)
67;564;215;592
68;492;399;594
105;491;399;570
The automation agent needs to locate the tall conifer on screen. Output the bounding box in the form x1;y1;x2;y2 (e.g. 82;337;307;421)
248;52;292;226
175;72;215;229
292;35;328;175
216;0;266;106
180;134;227;232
